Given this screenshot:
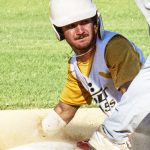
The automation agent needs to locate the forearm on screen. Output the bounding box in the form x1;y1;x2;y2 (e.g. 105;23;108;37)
54;101;80;124
42;101;80;135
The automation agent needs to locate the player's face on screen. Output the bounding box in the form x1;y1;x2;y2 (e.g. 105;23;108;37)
62;18;98;55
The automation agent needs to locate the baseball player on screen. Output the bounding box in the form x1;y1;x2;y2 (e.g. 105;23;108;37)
41;0;146;149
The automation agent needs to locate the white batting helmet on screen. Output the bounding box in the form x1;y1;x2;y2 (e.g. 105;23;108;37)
50;0;104;40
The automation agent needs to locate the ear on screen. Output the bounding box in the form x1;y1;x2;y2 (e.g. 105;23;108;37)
94;23;99;34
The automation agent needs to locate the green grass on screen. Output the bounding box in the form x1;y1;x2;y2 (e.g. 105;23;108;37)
0;0;150;109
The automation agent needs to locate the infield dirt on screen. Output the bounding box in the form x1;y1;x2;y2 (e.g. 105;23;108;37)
0;108;149;150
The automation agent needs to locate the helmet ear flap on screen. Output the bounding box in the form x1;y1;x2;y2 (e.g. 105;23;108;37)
97;14;104;39
52;24;65;41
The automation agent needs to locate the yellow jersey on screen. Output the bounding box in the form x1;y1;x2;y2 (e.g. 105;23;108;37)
60;35;141;106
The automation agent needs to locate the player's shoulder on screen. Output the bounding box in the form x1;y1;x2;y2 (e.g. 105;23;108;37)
105;34;136;66
106;34;132;50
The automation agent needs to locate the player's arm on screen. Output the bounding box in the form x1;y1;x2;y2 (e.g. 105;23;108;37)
54;101;80;124
105;35;142;94
42;63;91;134
41;101;79;135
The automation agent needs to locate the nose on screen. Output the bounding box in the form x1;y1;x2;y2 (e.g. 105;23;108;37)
75;24;84;34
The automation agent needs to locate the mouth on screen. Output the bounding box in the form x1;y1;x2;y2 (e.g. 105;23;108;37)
75;34;88;41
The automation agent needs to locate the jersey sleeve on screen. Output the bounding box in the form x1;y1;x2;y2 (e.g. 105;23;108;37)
59;63;92;106
105;35;142;89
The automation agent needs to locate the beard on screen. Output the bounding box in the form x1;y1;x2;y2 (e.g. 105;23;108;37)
67;33;97;55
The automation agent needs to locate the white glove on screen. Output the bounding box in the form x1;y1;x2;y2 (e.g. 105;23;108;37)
42;110;66;135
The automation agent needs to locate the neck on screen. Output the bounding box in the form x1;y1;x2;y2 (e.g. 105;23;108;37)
73;46;96;62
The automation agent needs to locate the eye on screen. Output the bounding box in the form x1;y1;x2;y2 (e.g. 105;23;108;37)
80;19;90;25
66;23;75;29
